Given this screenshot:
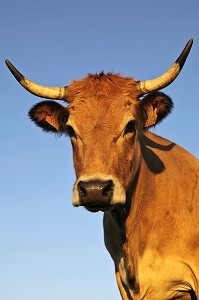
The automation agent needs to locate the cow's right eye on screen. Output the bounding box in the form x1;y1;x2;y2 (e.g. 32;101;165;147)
66;125;77;138
123;120;136;135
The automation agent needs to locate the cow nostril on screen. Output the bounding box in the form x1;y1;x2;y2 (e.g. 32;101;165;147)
78;182;87;199
102;180;114;197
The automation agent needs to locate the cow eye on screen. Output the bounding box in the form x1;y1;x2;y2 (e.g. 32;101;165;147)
123;120;136;135
66;125;77;138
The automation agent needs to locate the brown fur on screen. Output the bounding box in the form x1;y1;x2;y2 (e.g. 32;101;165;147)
28;72;199;299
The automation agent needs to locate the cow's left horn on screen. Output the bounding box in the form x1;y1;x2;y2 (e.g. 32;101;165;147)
137;39;193;95
5;60;69;101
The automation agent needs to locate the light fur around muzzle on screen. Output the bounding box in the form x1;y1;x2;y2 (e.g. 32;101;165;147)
72;173;126;208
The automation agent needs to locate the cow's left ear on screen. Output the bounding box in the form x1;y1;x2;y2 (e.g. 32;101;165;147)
138;92;174;128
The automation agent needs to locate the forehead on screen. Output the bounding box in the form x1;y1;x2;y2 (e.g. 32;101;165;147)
67;72;139;130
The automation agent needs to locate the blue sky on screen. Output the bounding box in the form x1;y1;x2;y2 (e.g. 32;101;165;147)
0;1;198;299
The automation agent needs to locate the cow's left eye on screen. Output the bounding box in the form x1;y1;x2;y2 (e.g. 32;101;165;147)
123;120;136;135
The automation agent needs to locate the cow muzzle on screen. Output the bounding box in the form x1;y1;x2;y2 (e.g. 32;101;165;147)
78;180;113;212
73;175;126;212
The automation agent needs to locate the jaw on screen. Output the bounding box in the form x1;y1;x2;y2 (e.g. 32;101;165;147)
72;173;126;210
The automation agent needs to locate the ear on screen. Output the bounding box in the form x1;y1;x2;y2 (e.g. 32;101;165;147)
138;92;174;128
28;101;69;133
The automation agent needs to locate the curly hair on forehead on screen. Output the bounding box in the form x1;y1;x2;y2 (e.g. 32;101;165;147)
66;72;139;102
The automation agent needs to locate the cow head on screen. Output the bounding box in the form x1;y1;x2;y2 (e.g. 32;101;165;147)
6;39;193;212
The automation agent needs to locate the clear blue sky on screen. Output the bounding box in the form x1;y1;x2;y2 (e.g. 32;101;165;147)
0;1;198;299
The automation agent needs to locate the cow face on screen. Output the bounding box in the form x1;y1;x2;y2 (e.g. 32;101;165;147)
29;73;173;212
5;40;192;212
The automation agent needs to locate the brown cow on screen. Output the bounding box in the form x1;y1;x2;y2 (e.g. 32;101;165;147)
6;39;199;299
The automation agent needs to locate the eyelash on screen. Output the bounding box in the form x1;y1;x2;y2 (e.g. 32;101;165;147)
66;125;77;138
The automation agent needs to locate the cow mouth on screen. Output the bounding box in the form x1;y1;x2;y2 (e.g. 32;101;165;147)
84;204;114;213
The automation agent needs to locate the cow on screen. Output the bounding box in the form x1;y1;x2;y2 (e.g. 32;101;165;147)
6;39;199;299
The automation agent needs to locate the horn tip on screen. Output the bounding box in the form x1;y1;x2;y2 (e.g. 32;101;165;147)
5;59;15;72
5;59;24;83
187;38;193;48
175;38;193;68
5;59;11;67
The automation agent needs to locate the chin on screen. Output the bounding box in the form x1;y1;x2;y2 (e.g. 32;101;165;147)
84;205;115;213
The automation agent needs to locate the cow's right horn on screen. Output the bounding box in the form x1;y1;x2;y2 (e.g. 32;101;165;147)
136;39;193;95
5;60;69;101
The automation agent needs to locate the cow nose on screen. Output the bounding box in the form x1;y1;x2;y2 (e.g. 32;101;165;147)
78;180;114;206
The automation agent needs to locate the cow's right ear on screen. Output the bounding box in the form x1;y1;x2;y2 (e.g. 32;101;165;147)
28;101;69;133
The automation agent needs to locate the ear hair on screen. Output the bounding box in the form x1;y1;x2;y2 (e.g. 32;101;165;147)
28;101;69;133
138;92;174;129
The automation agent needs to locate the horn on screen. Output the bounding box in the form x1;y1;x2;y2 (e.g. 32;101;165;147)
137;39;193;95
5;60;69;101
